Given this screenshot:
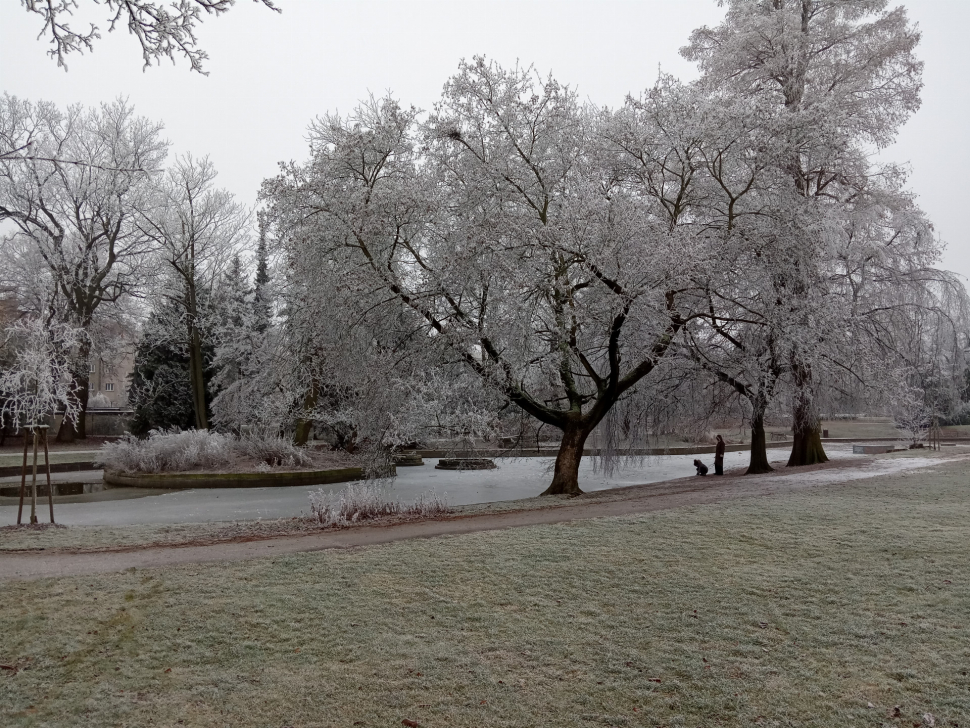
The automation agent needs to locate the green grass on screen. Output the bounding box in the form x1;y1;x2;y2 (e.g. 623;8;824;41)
1;460;968;727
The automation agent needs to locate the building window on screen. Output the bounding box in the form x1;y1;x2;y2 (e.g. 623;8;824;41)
104;383;114;392
89;362;96;372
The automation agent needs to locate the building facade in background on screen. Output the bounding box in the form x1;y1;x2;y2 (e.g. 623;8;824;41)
88;351;134;408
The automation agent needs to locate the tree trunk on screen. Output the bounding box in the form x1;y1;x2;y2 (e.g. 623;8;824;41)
188;323;208;430
788;421;828;466
55;399;79;443
540;423;590;496
293;375;320;447
787;361;828;466
293;419;313;447
746;407;773;475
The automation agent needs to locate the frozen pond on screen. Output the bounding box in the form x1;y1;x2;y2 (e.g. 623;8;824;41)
0;446;861;527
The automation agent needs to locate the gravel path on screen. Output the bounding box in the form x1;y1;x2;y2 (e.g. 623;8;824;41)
1;453;964;582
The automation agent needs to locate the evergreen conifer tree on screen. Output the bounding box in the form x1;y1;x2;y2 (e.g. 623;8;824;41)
128;294;216;435
253;213;272;334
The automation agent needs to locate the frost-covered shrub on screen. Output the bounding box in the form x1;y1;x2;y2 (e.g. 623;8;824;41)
309;481;449;527
890;386;931;446
97;428;312;473
88;392;112;409
309;481;397;526
98;429;235;473
242;435;311;468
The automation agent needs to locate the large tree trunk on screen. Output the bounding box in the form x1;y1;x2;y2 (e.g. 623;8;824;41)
787;365;828;467
540;423;590;496
788;420;828;466
746;406;773;475
188;323;208;430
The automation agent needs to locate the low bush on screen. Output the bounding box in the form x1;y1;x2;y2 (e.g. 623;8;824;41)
308;481;449;527
97;428;311;474
241;435;313;468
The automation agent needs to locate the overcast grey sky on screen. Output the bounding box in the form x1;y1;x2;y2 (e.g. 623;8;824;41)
1;0;967;282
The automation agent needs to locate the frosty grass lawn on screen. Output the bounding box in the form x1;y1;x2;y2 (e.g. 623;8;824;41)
2;460;968;727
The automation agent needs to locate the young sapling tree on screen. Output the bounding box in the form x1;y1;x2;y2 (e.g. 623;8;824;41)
0;317;82;523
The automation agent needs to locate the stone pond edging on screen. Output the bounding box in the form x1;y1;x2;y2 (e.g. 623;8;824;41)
103;467;367;490
0;461;98;478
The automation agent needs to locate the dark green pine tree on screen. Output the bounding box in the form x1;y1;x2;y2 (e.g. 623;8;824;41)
128;296;217;435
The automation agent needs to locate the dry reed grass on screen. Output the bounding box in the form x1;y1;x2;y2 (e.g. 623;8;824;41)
309;481;450;527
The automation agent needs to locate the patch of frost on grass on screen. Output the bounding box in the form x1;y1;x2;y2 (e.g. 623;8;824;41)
0;459;968;726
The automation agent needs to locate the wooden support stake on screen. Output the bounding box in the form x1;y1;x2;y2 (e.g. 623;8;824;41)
16;428;28;525
29;426;39;524
42;426;54;524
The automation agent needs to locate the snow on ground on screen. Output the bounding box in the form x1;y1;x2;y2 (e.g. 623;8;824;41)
765;453;949;485
0;445;890;527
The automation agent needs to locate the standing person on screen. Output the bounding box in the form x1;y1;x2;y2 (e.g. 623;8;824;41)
714;435;725;476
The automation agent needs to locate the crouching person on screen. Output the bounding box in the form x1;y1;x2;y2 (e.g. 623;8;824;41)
694;459;709;476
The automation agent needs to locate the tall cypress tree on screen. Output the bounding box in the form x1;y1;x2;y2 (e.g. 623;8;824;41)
253;213;272;334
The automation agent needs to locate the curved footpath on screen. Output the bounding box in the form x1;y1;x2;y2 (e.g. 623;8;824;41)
1;453;964;582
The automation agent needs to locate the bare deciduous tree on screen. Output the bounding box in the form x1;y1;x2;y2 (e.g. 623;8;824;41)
137;154;248;429
0;95;167;439
19;0;280;73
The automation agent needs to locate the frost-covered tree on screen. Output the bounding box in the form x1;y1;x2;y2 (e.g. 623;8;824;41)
827;176;967;412
207;250;287;436
205;222;288;437
683;0;925;466
606;77;789;473
0;317;82;429
0;95;167;440
267;61;716;495
209;254;253;384
19;0;281;73
0;317;83;522
137;154;247;430
252;213;272;333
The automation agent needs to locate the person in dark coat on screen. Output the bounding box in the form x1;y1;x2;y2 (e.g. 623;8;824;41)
693;459;708;476
714;434;725;475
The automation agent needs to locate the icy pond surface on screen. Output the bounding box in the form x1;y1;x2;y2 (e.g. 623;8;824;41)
0;446;860;527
